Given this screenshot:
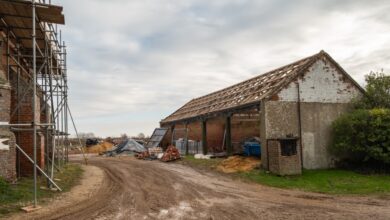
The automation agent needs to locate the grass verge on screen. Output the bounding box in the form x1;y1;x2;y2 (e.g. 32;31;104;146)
0;164;83;217
180;156;390;195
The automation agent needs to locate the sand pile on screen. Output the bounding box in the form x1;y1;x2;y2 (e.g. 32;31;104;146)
217;156;261;173
86;141;114;154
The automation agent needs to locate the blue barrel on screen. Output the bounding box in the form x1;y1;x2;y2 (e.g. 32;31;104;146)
244;142;261;157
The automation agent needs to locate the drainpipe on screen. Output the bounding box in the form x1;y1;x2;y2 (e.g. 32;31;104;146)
296;82;303;169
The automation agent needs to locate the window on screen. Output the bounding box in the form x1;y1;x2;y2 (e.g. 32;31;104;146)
280;139;297;156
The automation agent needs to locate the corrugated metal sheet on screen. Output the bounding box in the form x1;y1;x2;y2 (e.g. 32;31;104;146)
145;128;169;148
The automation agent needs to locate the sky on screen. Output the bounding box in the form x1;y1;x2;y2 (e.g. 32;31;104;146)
52;0;390;137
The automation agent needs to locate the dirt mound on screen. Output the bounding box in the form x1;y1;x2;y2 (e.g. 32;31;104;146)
86;141;114;154
217;156;261;173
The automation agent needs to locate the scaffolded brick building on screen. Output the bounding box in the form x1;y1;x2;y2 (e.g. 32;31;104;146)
161;51;364;175
0;0;68;183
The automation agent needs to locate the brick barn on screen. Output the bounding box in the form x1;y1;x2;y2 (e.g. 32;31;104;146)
160;50;364;175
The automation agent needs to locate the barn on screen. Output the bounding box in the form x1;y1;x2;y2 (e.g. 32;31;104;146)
160;50;364;175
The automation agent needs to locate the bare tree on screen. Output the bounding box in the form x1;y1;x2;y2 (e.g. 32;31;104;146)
137;133;145;139
120;133;128;142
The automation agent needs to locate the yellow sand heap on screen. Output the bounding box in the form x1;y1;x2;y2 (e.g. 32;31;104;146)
217;156;261;173
86;141;114;154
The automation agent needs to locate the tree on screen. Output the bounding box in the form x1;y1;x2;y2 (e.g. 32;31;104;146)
120;133;128;142
331;71;390;167
331;108;390;164
354;71;390;109
137;133;145;139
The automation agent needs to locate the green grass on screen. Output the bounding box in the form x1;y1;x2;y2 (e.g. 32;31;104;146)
0;164;83;216
240;169;390;195
181;156;390;195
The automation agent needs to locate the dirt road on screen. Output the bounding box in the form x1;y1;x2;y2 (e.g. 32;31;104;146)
16;156;390;220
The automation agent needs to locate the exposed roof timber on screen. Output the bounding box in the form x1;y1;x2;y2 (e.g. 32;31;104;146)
0;0;65;50
161;50;365;124
161;102;260;126
0;25;41;30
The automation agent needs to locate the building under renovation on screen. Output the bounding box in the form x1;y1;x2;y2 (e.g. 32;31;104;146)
0;0;68;183
161;50;364;175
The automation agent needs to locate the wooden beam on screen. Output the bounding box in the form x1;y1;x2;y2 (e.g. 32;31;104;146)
226;116;232;156
161;102;260;126
185;122;189;155
201;120;207;155
170;125;175;146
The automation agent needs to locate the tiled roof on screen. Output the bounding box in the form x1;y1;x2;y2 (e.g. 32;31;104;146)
161;51;336;124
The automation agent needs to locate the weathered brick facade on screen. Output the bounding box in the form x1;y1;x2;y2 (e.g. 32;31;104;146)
0;82;17;182
0;83;11;122
267;140;302;175
9;72;45;176
0;128;17;182
0;36;47;178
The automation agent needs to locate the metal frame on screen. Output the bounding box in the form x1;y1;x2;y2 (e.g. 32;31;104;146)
0;0;85;207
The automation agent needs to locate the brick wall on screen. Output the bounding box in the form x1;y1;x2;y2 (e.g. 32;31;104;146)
261;101;300;170
0;128;17;182
268;139;302;175
0;83;11;122
9;70;45;176
0;82;16;182
0;39;5;78
267;140;280;174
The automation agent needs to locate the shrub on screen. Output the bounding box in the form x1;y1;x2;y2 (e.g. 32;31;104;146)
331;108;390;165
354;72;390;109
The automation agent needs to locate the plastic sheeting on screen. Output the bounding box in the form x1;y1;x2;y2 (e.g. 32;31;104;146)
105;139;146;156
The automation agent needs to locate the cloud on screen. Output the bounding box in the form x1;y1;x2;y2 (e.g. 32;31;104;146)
51;0;390;136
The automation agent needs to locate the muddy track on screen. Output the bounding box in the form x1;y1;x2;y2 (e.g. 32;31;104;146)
17;156;390;220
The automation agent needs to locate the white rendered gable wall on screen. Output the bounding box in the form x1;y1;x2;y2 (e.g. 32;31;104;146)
277;59;361;102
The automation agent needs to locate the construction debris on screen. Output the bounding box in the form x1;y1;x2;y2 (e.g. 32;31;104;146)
161;146;181;162
136;151;150;160
145;128;168;148
104;139;146;156
148;147;163;157
194;154;212;159
217;156;261;173
21;205;42;213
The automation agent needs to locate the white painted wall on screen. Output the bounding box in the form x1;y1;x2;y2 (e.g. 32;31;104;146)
278;59;362;103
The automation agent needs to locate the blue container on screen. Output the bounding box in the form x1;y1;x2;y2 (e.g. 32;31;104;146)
244;142;261;157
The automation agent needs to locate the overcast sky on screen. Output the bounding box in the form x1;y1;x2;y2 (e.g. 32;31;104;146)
53;0;390;137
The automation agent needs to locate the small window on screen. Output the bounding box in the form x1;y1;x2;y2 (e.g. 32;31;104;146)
280;139;297;156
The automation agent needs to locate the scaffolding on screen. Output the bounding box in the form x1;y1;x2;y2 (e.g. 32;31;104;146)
0;0;84;207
